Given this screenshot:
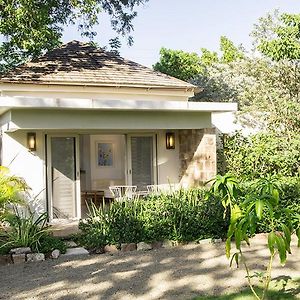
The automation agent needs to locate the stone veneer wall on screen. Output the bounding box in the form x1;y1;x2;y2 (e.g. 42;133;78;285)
179;128;217;187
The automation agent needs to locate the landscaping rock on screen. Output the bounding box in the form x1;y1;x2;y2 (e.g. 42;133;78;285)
104;245;118;254
10;247;31;255
162;240;176;248
0;255;13;266
137;242;152;251
64;247;89;256
121;243;137;252
51;249;60;259
12;254;26;264
65;240;78;248
26;253;45;262
212;238;222;244
94;247;105;254
151;241;163;249
199;238;212;245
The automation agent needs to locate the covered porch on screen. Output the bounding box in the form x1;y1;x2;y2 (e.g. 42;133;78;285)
0;99;237;220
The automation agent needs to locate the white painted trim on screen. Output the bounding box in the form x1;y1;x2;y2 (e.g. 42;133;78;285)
0;96;237;112
0;83;195;96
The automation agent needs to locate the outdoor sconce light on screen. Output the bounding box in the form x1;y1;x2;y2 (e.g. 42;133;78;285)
27;132;36;151
166;132;175;149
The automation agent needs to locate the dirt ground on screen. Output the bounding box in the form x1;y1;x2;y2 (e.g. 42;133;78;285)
0;234;299;300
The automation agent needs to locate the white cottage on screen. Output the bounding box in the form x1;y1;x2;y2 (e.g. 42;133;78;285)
0;41;236;220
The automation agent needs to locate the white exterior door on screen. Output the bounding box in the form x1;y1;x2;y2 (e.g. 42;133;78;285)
127;134;157;190
47;135;80;220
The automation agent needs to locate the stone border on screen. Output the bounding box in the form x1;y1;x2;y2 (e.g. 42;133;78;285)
0;238;223;266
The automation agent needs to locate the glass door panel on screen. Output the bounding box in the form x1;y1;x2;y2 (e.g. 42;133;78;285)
51;137;77;219
130;136;155;191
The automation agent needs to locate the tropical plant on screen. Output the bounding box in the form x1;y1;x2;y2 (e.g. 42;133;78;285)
0;210;50;253
209;174;300;300
0;166;29;219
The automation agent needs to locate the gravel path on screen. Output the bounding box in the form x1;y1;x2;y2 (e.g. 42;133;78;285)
0;235;299;300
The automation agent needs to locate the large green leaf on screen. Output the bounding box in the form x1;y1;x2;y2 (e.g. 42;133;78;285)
231;204;242;222
255;199;264;220
296;228;300;247
275;234;287;265
281;224;291;253
226;237;231;259
268;231;276;254
234;229;242;250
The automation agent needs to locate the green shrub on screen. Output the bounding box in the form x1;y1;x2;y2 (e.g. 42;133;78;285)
223;132;300;180
38;234;67;254
0;166;29;219
78;188;228;249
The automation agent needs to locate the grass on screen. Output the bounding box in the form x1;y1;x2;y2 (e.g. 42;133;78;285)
193;278;300;300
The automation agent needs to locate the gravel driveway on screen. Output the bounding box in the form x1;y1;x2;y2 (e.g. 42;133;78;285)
0;234;299;300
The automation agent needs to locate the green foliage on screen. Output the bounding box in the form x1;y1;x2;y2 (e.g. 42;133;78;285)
0;166;29;219
241;177;300;235
193;280;300;299
210;174;300;300
153;48;202;81
38;234;67;254
223;132;300;180
0;211;50;253
154;37;243;82
78;188;228;249
193;58;300;132
220;36;244;63
199;48;218;67
252;11;300;61
0;0;148;72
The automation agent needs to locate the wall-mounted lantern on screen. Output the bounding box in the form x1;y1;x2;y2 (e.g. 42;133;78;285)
27;132;36;151
166;132;175;149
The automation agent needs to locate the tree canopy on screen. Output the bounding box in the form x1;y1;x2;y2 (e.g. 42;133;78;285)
153;11;300;137
153;36;243;81
252;11;300;61
153;48;202;81
0;0;148;73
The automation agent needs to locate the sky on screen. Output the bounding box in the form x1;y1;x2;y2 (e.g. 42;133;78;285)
62;0;300;67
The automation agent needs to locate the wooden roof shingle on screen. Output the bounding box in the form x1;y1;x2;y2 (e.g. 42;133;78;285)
0;41;195;90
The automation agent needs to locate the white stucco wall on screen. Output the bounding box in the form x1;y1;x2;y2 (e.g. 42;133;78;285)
157;130;180;184
1;129;46;214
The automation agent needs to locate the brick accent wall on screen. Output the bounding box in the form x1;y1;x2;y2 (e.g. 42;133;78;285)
179;128;217;187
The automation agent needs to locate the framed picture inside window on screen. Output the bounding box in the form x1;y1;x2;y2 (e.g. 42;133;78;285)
97;142;114;167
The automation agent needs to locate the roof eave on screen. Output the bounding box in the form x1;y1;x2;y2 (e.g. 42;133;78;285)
0;80;196;91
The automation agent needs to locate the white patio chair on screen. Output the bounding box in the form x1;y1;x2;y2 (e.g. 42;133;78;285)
109;185;137;201
147;183;181;195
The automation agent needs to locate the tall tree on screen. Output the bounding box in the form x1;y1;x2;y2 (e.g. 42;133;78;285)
252;11;300;61
0;0;148;73
153;47;202;81
154;37;242;81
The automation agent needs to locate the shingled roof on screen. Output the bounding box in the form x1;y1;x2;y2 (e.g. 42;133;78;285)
0;41;195;90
